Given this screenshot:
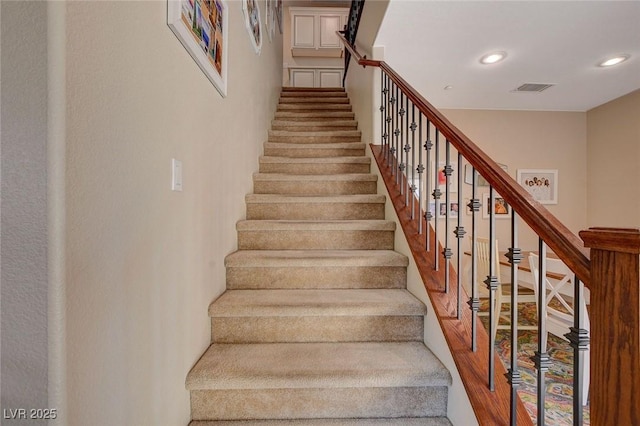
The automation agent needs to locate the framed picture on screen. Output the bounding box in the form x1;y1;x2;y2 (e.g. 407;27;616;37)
428;201;459;219
275;0;283;34
242;0;262;54
517;169;558;204
433;161;458;193
464;162;508;186
265;0;275;42
168;0;228;97
482;192;511;219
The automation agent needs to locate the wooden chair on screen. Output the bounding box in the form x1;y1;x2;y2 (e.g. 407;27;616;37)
529;253;590;405
470;237;537;342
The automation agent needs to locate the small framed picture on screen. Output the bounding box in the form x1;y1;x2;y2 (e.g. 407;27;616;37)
464;162;507;186
433;161;458;193
517;169;558;204
482;192;511;219
429;201;459;219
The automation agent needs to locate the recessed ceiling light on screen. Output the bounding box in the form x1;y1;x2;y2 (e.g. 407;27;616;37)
598;54;630;67
480;51;507;65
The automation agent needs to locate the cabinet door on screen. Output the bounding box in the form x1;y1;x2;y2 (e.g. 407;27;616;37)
319;70;342;88
291;69;316;88
318;15;342;48
292;15;315;48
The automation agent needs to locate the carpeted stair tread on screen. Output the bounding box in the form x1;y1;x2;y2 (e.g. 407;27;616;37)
245;194;385;204
269;130;361;138
189;418;452;425
263;142;366;158
271;120;358;131
259;156;370;165
186;342;452;390
253;173;376;183
279;97;350;104
277;104;352;111
280;91;348;98
274;111;356;121
209;289;427;317
224;249;409;268
282;87;344;92
236;220;395;232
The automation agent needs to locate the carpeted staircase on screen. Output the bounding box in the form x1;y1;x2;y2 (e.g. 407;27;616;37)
186;87;453;425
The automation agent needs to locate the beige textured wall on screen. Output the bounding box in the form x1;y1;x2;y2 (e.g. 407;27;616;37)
64;1;281;424
439;109;588;251
587;89;640;228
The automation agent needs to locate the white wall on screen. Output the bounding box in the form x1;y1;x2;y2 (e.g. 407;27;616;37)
587;89;640;228
1;1;281;424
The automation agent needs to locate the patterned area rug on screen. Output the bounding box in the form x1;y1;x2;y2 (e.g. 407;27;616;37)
480;302;590;425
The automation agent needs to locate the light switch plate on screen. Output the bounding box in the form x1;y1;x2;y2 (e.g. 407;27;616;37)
172;158;183;191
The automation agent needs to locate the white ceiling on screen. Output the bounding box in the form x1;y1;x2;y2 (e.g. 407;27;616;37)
375;1;640;111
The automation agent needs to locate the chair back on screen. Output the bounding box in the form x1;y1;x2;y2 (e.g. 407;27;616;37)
473;237;501;287
528;253;591;341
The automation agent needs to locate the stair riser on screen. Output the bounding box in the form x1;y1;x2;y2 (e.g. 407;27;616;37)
246;203;384;220
279;98;350;104
253;181;377;196
274;113;355;121
190;387;448;420
211;316;424;343
271;124;358;131
264;146;365;158
226;266;407;290
280;92;348;98
282;87;344;92
238;230;394;250
268;135;361;144
259;162;370;175
277;105;352;112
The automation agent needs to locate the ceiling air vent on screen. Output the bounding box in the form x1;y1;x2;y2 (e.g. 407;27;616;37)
513;83;555;93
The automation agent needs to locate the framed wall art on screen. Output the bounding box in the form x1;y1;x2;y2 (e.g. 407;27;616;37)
168;0;228;97
517;169;558;204
482;192;511;219
242;0;262;54
433;161;458;193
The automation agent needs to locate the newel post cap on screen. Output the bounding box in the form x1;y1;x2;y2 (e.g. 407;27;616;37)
579;227;640;254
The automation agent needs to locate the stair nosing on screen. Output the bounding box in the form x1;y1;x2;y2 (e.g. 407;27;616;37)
224;250;409;268
209;289;427;317
186;341;452;390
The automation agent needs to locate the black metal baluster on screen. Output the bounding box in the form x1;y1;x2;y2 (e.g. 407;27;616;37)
455;152;465;319
396;92;406;191
403;96;411;207
467;168;481;351
506;214;523;425
533;239;551;426
443;141;453;293
417;114;424;234
566;275;589;424
385;75;392;165
391;84;398;176
380;69;386;152
424;120;433;250
410;104;417;219
432;129;441;270
486;187;498;391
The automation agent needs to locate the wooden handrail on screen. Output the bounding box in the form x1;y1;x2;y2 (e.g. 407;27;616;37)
337;31;590;286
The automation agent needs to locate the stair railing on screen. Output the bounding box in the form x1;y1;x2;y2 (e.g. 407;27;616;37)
338;31;640;426
341;0;366;87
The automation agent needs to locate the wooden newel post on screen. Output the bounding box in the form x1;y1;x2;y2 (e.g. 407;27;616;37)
579;227;640;425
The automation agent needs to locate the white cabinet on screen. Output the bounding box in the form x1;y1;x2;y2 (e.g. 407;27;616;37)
290;7;348;57
289;67;344;88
